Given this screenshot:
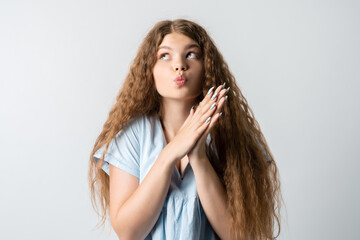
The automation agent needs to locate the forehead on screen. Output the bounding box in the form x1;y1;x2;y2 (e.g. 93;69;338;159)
158;33;200;50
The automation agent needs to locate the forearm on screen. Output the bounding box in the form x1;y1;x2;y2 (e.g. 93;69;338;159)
190;156;233;240
114;146;175;239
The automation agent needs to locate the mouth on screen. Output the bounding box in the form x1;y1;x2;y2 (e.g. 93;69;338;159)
174;75;187;86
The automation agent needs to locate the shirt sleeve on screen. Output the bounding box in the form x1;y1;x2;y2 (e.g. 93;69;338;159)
93;117;140;178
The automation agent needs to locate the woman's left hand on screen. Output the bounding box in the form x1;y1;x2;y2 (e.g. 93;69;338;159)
187;84;228;161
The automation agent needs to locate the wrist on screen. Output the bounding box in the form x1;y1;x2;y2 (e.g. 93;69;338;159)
189;148;207;160
163;142;182;165
189;152;208;165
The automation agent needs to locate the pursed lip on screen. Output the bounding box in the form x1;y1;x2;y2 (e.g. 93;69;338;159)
174;75;186;82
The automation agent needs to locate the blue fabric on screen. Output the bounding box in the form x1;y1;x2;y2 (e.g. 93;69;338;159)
93;113;220;239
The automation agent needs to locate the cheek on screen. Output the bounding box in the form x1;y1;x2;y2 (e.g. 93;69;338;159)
194;64;205;84
152;66;167;93
153;64;168;80
153;66;162;83
195;63;205;77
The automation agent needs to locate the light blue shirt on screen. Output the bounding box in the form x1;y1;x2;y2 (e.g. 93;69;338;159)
93;113;220;239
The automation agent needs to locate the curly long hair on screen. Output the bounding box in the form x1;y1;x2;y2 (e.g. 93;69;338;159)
89;19;283;240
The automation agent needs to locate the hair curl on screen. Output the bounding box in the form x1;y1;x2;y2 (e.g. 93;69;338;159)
88;19;283;240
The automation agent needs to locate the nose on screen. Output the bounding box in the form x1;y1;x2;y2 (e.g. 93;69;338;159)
175;65;186;71
173;57;187;72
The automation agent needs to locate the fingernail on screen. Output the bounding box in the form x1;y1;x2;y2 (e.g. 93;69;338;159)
219;112;223;117
225;95;228;102
190;105;195;113
207;86;215;95
205;116;211;124
221;82;226;89
225;87;230;95
211;92;218;101
210;102;216;110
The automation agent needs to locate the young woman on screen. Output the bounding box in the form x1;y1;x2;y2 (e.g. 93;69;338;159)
89;19;282;240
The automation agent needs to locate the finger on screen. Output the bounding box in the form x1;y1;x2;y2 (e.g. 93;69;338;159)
201;86;216;105
209;86;228;117
207;111;222;130
197;109;221;135
194;90;222;127
196;115;212;136
214;94;226;115
202;86;227;114
199;87;227;123
207;85;223;104
194;106;222;141
179;105;196;132
199;113;220;141
199;100;217;124
191;84;224;131
199;85;222;109
189;105;195;117
195;85;223;119
216;88;227;104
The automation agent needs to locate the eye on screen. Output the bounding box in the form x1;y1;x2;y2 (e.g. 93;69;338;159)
187;52;197;59
159;53;170;60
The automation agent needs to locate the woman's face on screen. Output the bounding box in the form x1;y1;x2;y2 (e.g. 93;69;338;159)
153;32;204;101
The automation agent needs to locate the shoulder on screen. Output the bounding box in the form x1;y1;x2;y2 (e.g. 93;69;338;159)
132;113;159;131
115;113;156;138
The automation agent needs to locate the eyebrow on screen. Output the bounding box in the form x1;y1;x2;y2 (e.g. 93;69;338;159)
158;44;200;51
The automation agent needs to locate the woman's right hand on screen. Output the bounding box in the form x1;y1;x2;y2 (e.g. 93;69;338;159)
166;84;227;162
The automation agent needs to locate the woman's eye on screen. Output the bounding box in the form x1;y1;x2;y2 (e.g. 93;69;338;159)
187;52;197;58
160;53;169;60
159;52;198;60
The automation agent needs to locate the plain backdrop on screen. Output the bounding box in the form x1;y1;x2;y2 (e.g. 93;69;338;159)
1;0;359;239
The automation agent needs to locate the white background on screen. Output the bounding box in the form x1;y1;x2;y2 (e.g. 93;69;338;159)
1;0;359;239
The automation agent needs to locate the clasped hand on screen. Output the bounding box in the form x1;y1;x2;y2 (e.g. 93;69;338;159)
168;84;229;163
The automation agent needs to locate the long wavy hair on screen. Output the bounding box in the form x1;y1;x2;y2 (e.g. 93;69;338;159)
89;19;283;240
